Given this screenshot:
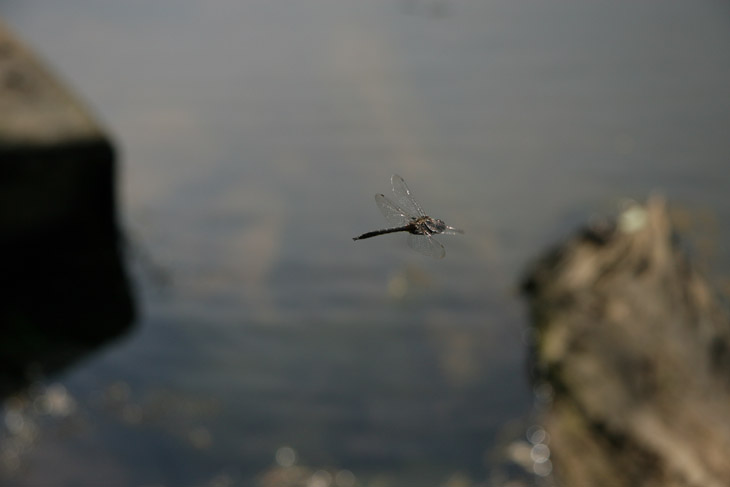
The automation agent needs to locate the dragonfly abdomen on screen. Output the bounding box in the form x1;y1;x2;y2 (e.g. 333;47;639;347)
353;225;412;241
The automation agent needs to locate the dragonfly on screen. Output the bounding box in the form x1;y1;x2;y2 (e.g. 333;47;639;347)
353;174;463;259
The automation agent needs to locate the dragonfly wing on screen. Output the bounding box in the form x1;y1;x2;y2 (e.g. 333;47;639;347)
391;174;426;217
375;193;412;227
440;225;464;236
407;233;445;259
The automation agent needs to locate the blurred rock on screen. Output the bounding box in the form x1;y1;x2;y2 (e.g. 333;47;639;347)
522;197;730;487
0;19;134;398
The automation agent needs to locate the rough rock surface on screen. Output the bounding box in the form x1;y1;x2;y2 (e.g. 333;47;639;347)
0;18;104;145
522;197;730;487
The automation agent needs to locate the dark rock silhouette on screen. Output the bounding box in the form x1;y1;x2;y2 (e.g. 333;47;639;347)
1;19;134;399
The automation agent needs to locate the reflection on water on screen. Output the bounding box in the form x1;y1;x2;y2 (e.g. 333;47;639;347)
1;319;528;486
3;0;730;485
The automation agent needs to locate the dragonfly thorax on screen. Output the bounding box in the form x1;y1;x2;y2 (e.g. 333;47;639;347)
410;216;447;235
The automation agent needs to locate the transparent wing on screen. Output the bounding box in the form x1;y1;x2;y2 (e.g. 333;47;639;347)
375;193;412;227
407;233;445;259
440;225;464;236
391;174;426;217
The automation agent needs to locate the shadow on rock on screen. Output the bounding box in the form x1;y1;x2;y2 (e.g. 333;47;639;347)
1;141;135;400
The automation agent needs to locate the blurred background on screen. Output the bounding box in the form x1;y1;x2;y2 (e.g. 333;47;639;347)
1;0;729;486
